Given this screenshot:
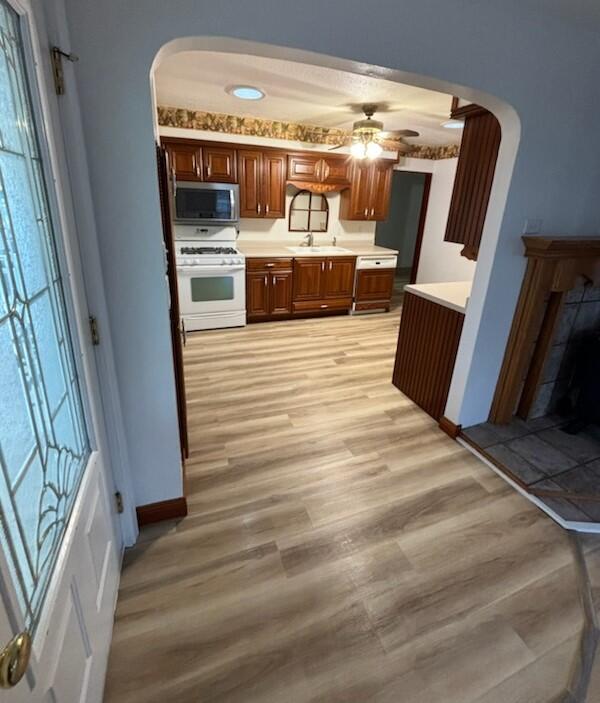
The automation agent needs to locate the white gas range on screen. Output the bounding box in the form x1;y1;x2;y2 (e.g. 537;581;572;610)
175;225;246;332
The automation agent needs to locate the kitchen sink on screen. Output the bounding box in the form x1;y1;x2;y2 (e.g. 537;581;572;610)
286;246;353;254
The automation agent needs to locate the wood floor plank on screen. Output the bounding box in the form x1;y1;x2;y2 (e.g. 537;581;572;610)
104;293;584;703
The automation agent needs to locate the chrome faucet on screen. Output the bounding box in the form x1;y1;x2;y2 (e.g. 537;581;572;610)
332;236;337;247
303;232;314;247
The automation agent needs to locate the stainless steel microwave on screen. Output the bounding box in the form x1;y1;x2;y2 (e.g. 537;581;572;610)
174;182;239;225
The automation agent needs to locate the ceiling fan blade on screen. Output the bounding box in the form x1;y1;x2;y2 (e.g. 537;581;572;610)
378;129;420;138
376;138;412;153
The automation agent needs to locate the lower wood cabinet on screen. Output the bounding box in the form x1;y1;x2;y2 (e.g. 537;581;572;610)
246;259;293;322
354;268;395;311
292;256;356;315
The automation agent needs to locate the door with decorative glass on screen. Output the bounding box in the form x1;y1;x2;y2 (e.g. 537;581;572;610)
0;0;120;700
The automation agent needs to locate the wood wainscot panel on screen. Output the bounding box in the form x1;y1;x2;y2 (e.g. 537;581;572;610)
393;292;465;421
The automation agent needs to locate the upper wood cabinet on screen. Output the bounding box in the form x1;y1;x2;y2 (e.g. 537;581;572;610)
287;153;351;186
369;160;394;220
319;156;352;186
164;140;236;183
202;145;237;183
287;154;321;182
262;152;286;218
237;149;286;219
238;149;262;217
161;137;393;223
444;105;501;260
165;141;202;181
339;159;394;221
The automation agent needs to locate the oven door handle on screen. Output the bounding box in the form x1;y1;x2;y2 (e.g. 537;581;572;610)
176;265;246;274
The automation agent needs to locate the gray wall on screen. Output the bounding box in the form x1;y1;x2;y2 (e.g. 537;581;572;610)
375;172;426;271
49;0;600;505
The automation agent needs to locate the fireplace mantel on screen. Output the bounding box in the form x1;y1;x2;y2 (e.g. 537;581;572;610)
490;236;600;424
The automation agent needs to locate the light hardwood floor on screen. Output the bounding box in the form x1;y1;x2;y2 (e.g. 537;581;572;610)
104;297;587;703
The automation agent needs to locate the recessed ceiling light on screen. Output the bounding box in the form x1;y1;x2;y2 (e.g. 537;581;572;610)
442;119;464;129
227;85;265;101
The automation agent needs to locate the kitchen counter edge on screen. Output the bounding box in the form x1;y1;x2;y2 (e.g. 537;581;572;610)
403;281;472;314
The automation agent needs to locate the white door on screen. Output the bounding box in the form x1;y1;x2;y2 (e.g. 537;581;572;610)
0;0;121;700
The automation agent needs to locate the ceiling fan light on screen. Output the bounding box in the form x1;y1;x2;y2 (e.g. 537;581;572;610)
366;141;383;159
351;142;367;159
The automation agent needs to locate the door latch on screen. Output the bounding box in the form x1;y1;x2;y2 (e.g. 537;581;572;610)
89;316;100;346
114;492;124;514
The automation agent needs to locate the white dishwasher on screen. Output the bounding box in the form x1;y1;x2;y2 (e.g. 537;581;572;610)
353;254;398;313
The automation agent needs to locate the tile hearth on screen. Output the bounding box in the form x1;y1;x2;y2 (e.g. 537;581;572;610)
463;416;600;523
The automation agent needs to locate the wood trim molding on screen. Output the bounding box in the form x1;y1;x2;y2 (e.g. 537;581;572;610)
439;416;462;439
450;102;489;119
516;291;565;419
409;172;432;284
136;497;188;526
522;235;600;258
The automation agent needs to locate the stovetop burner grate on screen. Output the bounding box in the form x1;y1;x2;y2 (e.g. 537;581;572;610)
180;246;238;255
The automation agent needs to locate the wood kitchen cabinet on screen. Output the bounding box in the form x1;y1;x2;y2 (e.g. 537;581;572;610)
292;256;356;315
287;153;352;187
354;268;395;311
164;141;203;181
163;139;236;183
238;149;286;219
444;104;501;260
340;159;394;221
202;145;237;183
246;258;293;322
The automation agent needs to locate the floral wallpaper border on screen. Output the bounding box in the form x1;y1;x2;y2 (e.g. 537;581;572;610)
157;106;459;160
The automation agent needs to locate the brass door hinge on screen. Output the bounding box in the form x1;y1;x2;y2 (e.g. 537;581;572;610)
89;315;100;345
50;46;78;95
114;492;124;514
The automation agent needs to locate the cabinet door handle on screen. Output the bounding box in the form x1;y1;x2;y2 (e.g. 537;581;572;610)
321;261;325;271
320;304;328;308
257;203;261;214
265;203;269;215
329;261;333;271
364;208;368;217
206;165;211;177
371;208;375;217
265;262;275;267
264;275;268;287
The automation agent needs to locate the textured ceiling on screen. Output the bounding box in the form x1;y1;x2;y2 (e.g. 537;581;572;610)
154;51;461;146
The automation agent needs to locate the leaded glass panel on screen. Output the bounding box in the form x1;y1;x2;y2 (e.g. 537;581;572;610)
0;0;90;631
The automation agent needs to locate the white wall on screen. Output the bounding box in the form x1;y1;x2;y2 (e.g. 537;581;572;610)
416;159;476;283
50;0;600;506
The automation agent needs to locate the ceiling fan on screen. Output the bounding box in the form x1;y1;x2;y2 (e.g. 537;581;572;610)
330;103;419;158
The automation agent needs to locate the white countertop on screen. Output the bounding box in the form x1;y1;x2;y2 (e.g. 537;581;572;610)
237;241;399;257
404;281;472;314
